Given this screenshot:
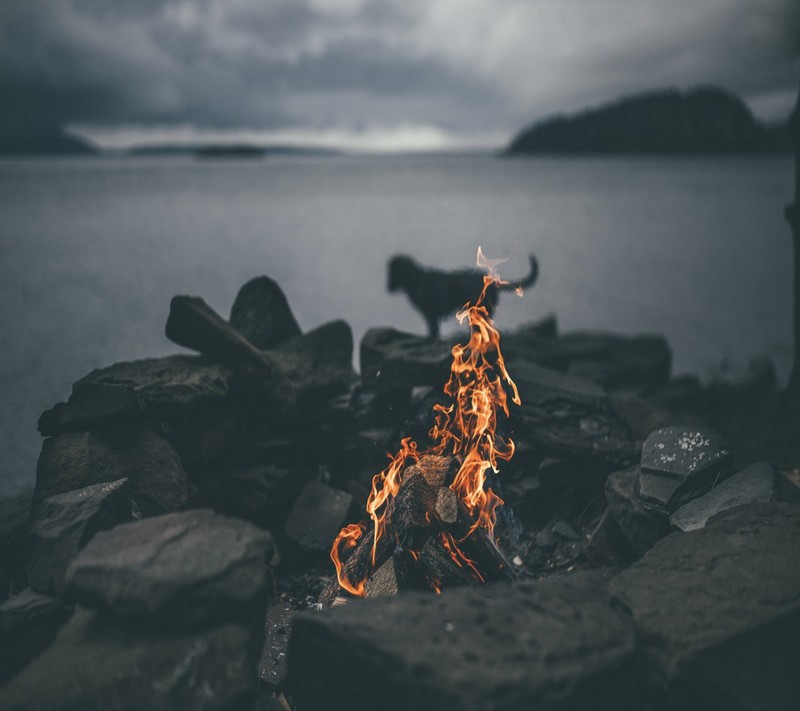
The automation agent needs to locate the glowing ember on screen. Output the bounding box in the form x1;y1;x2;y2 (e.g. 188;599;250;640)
330;248;523;596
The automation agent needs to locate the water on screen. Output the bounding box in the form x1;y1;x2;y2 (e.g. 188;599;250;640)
0;154;793;495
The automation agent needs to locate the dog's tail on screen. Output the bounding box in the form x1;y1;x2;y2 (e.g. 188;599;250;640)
499;254;539;292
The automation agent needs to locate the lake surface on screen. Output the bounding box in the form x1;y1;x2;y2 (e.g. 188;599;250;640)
0;153;793;495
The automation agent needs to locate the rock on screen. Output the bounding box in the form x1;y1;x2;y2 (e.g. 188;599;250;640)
0;608;258;711
608;394;677;451
75;355;233;417
510;360;636;468
216;464;313;531
605;467;671;557
165;295;274;373
34;428;188;517
670;462;800;531
360;328;451;392
0;489;32;601
259;602;294;689
229;276;302;350
289;580;639;711
284;481;353;552
38;383;145;437
0;588;70;683
609;502;800;710
63;509;274;630
638;426;732;514
26;479;132;595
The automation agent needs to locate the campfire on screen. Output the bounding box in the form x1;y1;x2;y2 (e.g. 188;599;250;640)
326;249;522;601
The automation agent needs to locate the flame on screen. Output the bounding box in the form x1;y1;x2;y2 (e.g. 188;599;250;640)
330;247;520;596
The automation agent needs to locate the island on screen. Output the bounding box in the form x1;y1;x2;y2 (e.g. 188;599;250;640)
506;86;789;155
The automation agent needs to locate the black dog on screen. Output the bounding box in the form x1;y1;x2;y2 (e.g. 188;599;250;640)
387;254;539;338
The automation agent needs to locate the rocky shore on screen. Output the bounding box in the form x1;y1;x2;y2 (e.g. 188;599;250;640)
1;274;799;710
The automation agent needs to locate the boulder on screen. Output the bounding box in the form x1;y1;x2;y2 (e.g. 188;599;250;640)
605;467;671;557
510;361;636;468
165;295;274;373
75;355;233;417
0;588;70;683
229;276;302;349
360;328;452;392
670;461;800;531
638;426;732;514
609;502;800;710
26;478;132;595
290;580;639;711
0;609;258;711
284;481;353;552
38;383;145;437
63;509;274;630
34;428;188;517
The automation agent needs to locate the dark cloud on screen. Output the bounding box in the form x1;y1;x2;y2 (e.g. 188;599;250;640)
0;0;796;150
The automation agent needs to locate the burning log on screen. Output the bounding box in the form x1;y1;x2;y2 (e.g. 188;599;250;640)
434;486;458;524
416;537;479;591
364;555;410;598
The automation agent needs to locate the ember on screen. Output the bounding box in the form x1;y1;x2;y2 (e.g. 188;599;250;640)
329;248;522;598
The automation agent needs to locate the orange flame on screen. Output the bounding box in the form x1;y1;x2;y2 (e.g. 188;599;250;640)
330;247;520;596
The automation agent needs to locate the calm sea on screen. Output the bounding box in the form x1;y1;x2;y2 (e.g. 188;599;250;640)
0;153;793;495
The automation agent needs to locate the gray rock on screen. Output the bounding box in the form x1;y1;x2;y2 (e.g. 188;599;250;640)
63;509;274;630
290;580;639;711
165;294;275;373
284;481;353;551
38;383;145;437
605;467;671;557
35;428;188;517
0;588;70;683
0;489;32;601
670;462;800;531
75;355;233;416
229;276;302;349
638;426;732;514
259;602;294;689
360;327;452;391
26;479;132;595
511;361;636;468
609;502;800;710
0;608;258;711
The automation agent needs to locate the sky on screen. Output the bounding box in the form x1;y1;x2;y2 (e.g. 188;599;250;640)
1;0;798;152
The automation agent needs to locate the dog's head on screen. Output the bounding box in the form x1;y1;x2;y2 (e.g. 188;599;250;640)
387;255;417;292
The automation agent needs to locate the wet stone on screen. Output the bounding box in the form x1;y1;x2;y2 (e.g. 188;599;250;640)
284;481;353;552
0;588;71;683
259;602;294;689
609;502;800;710
26;478;132;595
290;579;639;711
670;461;800;531
63;509;275;630
638;427;732;514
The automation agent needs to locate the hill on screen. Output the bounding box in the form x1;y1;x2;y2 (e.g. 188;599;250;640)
506;87;789;155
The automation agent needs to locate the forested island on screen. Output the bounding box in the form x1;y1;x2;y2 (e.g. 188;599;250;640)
507;86;789;155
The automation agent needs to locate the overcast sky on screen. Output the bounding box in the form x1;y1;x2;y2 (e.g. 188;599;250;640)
1;0;798;151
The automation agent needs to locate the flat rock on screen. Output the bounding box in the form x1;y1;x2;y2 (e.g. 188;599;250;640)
0;608;257;711
609;502;800;710
510;360;636;468
284;481;353;551
0;588;70;683
229;275;302;349
35;428;188;517
290;580;639;711
259;602;294;689
165;294;274;372
26;478;132;595
75;355;233;416
638;426;732;514
360;327;452;391
63;509;274;630
670;461;800;531
605;467;671;557
38;383;145;437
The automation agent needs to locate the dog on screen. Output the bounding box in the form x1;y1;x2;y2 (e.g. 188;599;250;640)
387;254;539;338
